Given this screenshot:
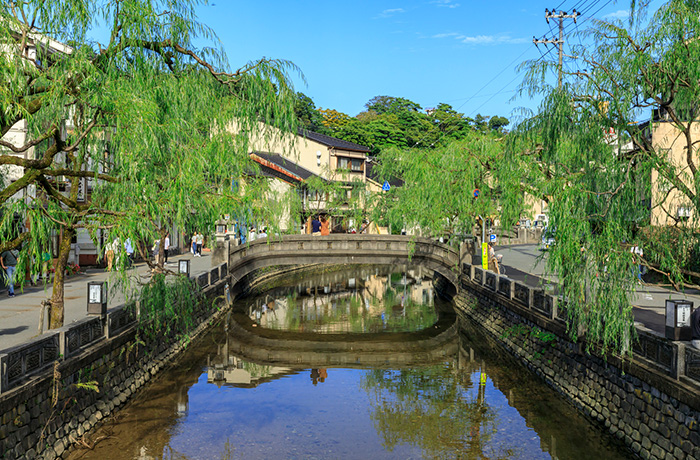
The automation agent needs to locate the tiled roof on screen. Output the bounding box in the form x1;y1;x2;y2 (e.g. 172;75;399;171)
299;129;371;153
250;152;321;183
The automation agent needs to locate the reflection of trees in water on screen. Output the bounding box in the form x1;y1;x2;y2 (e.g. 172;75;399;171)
251;268;438;333
360;365;519;459
238;360;276;380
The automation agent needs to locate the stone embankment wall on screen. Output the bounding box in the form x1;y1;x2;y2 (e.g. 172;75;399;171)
441;271;700;460
0;264;229;460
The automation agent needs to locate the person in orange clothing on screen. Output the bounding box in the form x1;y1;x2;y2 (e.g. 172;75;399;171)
320;216;330;235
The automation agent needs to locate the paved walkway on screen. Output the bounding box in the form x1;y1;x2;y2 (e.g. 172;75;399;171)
496;244;700;335
0;251;215;351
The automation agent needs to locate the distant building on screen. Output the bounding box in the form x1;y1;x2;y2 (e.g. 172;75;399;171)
636;108;698;227
243;127;376;233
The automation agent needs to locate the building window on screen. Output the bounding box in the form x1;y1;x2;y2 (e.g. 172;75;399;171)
308;189;326;202
337;157;363;172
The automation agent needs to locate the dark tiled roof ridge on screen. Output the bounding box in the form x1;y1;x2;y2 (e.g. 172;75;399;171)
298;129;371;153
250;151;319;182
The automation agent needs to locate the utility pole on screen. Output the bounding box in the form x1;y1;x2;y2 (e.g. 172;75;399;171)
533;9;580;88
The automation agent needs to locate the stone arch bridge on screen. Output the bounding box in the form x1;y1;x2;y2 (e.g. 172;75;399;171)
222;234;461;299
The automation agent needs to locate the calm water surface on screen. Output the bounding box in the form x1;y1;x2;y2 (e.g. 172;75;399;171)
67;265;632;460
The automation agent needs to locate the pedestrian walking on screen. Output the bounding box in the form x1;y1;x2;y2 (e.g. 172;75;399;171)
311;217;321;236
1;248;19;297
106;238;118;271
164;233;170;263
152;239;160;261
191;233;197;255
630;244;644;283
196;232;203;256
124;238;134;267
488;242;500;275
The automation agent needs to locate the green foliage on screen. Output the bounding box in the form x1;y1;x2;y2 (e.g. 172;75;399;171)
294;92;327;133
297;95;508;155
507;1;700;354
0;0;299;326
137;274;200;340
500;323;557;361
371;130;514;240
365;96;422;115
73;381;100;393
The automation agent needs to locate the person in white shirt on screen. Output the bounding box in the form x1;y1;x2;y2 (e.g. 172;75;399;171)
630;244;644;282
196;232;203;256
164;233;170;263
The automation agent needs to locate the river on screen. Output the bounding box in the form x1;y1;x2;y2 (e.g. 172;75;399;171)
67;265;631;459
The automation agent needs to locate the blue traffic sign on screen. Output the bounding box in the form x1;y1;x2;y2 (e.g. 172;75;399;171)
489;234;497;243
473;189;480;198
382;181;391;191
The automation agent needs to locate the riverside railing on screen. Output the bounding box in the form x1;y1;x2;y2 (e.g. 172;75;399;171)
0;262;227;395
461;261;700;387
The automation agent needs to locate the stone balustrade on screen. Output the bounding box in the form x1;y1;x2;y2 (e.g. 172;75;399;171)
0;263;227;396
459;264;700;391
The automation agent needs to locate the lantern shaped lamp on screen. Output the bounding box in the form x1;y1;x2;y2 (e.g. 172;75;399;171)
665;299;694;341
179;259;190;277
87;281;107;316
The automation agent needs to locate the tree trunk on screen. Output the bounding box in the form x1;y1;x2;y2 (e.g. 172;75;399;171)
151;227;167;275
49;227;75;329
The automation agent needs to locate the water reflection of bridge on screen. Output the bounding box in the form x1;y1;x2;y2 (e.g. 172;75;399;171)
205;312;459;388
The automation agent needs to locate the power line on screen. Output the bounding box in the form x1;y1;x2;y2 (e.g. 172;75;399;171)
410;45;538;147
413;0;615;147
533;9;581;88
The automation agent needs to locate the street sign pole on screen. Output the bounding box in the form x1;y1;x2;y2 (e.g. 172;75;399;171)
479;214;487;269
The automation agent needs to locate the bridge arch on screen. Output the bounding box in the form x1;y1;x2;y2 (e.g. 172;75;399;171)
213;311;459;370
226;234;460;299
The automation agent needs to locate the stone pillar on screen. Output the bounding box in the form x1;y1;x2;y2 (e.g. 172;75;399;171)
212;232;229;267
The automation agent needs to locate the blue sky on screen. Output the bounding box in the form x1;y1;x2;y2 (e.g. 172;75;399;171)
194;0;649;122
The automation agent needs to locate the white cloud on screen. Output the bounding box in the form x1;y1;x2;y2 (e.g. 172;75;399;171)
432;32;461;39
604;10;628;19
432;0;460;7
432;30;526;45
459;34;527;45
377;8;405;18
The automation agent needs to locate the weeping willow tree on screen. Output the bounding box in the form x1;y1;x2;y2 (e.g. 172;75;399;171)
0;0;299;328
371;130;518;241
510;0;700;354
